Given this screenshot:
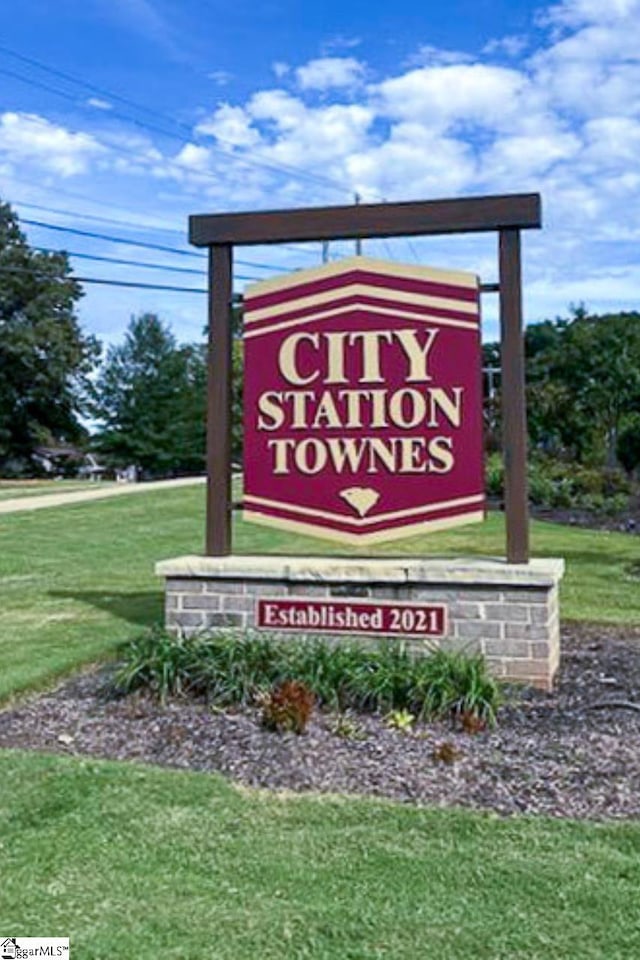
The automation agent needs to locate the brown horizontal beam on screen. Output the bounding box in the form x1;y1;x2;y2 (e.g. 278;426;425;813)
190;193;541;247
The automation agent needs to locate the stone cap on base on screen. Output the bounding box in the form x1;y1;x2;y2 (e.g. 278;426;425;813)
156;554;564;587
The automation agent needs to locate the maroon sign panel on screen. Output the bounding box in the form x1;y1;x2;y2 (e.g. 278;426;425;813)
256;597;447;639
243;256;485;545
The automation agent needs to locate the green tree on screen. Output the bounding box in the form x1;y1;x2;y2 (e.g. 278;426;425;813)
486;309;640;466
617;414;640;474
94;314;208;476
0;200;100;471
527;310;640;464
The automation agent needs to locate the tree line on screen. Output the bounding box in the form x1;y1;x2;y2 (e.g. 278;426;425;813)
484;306;640;472
0;200;241;478
1;197;639;479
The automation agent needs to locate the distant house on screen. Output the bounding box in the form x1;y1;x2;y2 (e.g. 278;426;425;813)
32;445;106;480
32;444;77;475
77;453;107;481
115;464;138;483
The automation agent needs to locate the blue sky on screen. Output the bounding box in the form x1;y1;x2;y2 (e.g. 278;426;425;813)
1;0;639;348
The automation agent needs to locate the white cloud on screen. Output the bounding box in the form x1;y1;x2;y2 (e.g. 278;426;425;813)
483;35;528;57
406;44;474;67
321;35;362;53
272;61;290;79
374;63;531;131
346;123;475;199
87;97;113;111
296;57;365;91
582;116;640;164
528;0;640;129
208;70;233;87
248;90;309;131
0;112;105;177
481;130;581;181
195;104;261;148
542;0;639;27
9;0;640;338
247;95;373;163
173;143;212;171
101;0;191;64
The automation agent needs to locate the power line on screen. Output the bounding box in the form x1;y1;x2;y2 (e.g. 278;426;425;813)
0;263;259;289
21;217;204;258
21;218;296;273
0;48;420;264
406;238;421;262
6;178;189;233
36;247;205;276
9;198;322;260
0;44;193;130
0;61;351;198
0;46;347;190
0;263;212;292
1;46;358;197
72;276;209;293
13;199;186;236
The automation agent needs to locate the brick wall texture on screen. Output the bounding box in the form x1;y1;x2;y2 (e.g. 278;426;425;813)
163;575;560;690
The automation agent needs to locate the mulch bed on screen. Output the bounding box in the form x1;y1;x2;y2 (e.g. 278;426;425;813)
531;505;640;535
2;624;640;821
490;498;640;535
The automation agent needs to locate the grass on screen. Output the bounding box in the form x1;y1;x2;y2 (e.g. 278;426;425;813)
2;749;640;959
1;488;640;956
0;483;638;701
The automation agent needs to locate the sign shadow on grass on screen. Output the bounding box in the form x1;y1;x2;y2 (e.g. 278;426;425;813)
48;590;163;628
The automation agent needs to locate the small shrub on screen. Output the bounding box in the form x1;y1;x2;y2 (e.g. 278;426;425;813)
460;710;487;735
260;679;315;734
604;492;632;516
474;451;633;512
579;492;605;513
485;453;504;498
385;709;416;732
331;714;367;740
432;741;462;764
113;627;197;703
527;461;557;506
526;457;632;512
114;631;501;726
410;647;501;724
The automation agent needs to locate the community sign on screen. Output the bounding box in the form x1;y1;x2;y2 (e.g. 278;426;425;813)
243;256;485;545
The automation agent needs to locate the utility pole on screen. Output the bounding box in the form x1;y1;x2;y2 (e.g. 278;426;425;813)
354;193;362;256
322;240;330;263
483;365;500;401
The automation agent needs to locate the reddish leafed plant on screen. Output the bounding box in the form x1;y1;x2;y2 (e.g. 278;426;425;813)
460;710;487;735
261;679;315;734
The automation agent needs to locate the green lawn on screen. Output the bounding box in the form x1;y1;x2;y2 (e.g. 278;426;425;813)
3;750;640;959
2;487;640;957
0;484;638;700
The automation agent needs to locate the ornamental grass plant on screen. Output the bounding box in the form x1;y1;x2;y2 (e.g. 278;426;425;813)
114;628;501;725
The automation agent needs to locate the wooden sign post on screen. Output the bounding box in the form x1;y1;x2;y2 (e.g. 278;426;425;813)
157;191;565;690
190;193;540;563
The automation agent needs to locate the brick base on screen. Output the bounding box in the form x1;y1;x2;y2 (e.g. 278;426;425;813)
156;556;564;691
